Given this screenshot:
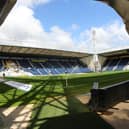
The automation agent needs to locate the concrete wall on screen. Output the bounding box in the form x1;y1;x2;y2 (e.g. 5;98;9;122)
80;55;106;72
80;55;95;71
98;56;107;67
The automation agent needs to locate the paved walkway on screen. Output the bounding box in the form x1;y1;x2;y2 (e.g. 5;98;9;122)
77;94;129;129
0;104;33;129
100;100;129;129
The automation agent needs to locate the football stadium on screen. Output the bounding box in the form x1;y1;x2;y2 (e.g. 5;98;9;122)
1;0;129;129
0;42;129;129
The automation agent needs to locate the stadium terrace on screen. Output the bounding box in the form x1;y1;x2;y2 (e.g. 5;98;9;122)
0;44;129;76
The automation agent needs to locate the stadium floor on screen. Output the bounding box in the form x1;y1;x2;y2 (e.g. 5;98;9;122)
100;100;129;129
0;95;129;129
0;104;33;129
0;71;129;128
77;95;129;129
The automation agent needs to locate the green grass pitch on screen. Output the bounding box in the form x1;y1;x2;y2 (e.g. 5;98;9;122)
1;70;129;129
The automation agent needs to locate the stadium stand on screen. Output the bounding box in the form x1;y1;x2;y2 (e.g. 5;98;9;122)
102;58;129;71
2;45;129;76
0;45;92;76
1;58;91;76
100;48;129;71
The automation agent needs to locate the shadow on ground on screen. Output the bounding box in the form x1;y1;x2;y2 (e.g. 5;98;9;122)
0;76;115;129
38;112;114;129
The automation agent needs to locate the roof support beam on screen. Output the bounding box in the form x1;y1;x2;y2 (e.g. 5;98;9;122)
0;0;17;25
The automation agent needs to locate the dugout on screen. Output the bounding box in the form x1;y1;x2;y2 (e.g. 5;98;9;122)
88;79;129;111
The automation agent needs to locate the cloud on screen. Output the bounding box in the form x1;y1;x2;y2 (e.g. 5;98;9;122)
48;26;75;50
0;3;75;51
77;22;129;53
17;0;51;7
0;1;129;54
71;24;80;31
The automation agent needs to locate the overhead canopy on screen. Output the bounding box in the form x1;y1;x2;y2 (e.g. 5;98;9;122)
0;0;17;25
99;48;129;58
0;45;90;58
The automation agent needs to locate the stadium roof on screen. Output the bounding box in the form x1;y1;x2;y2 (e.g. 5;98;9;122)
0;0;17;25
0;45;91;58
99;48;129;58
